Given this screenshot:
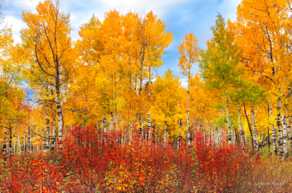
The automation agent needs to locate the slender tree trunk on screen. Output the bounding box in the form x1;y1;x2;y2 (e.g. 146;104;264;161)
139;46;145;95
2;129;7;157
238;107;245;146
282;115;288;158
148;65;152;83
109;113;114;131
13;141;17;154
45;113;50;149
8;126;13;156
268;103;277;154
3;127;10;158
102;117;107;145
243;103;254;150
147;113;151;141
55;85;63;143
234;127;240;146
289;115;292;156
268;99;276;156
128;123;133;144
140;115;144;140
214;127;219;145
163;124;168;146
267;126;270;152
186;67;191;145
176;119;183;149
271;125;277;154
51;112;57;149
226;106;232;144
276;97;283;156
17;136;21;154
251;105;258;151
186;111;192;145
55;44;64;143
27;126;32;152
23;135;26;152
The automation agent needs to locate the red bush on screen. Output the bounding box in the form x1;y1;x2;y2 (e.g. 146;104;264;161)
0;154;63;193
193;131;254;192
60;126;195;192
0;127;258;193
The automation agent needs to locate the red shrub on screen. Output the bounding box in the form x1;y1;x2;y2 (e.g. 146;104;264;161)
193;131;254;192
0;154;63;193
60;126;196;192
0;127;259;193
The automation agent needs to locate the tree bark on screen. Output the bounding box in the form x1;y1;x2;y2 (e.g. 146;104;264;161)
238;107;245;146
251;105;259;151
138;45;145;95
243;103;254;150
163;124;168;146
27;126;32;152
271;125;277;153
226;106;232;144
282;115;288;158
276;97;283;156
8;126;12;155
55;63;64;143
268;103;277;154
17;136;21;154
45;113;50;149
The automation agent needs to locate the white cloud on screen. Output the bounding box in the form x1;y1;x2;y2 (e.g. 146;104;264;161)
3;0;190;41
221;0;241;20
66;0;190;39
98;0;188;16
3;0;239;43
1;15;25;43
180;77;188;88
7;0;43;11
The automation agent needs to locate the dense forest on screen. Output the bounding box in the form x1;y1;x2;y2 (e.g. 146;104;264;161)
0;0;291;192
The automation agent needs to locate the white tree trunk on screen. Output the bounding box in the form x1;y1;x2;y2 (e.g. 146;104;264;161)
226;107;232;144
46;114;50;149
163;125;168;146
289;116;292;156
186;111;192;145
27;127;32;152
147;113;152;141
268;103;277;154
271;125;277;153
282;115;288;158
251;106;258;151
238;108;245;146
56;97;63;143
17;136;21;154
276;98;283;156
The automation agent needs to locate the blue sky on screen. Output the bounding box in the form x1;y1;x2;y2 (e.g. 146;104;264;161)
2;0;240;85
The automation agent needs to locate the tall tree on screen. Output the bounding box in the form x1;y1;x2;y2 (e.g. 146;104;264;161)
178;33;199;143
149;70;185;143
200;15;242;144
68;11;171;134
19;0;75;143
235;0;291;157
0;26;26;156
